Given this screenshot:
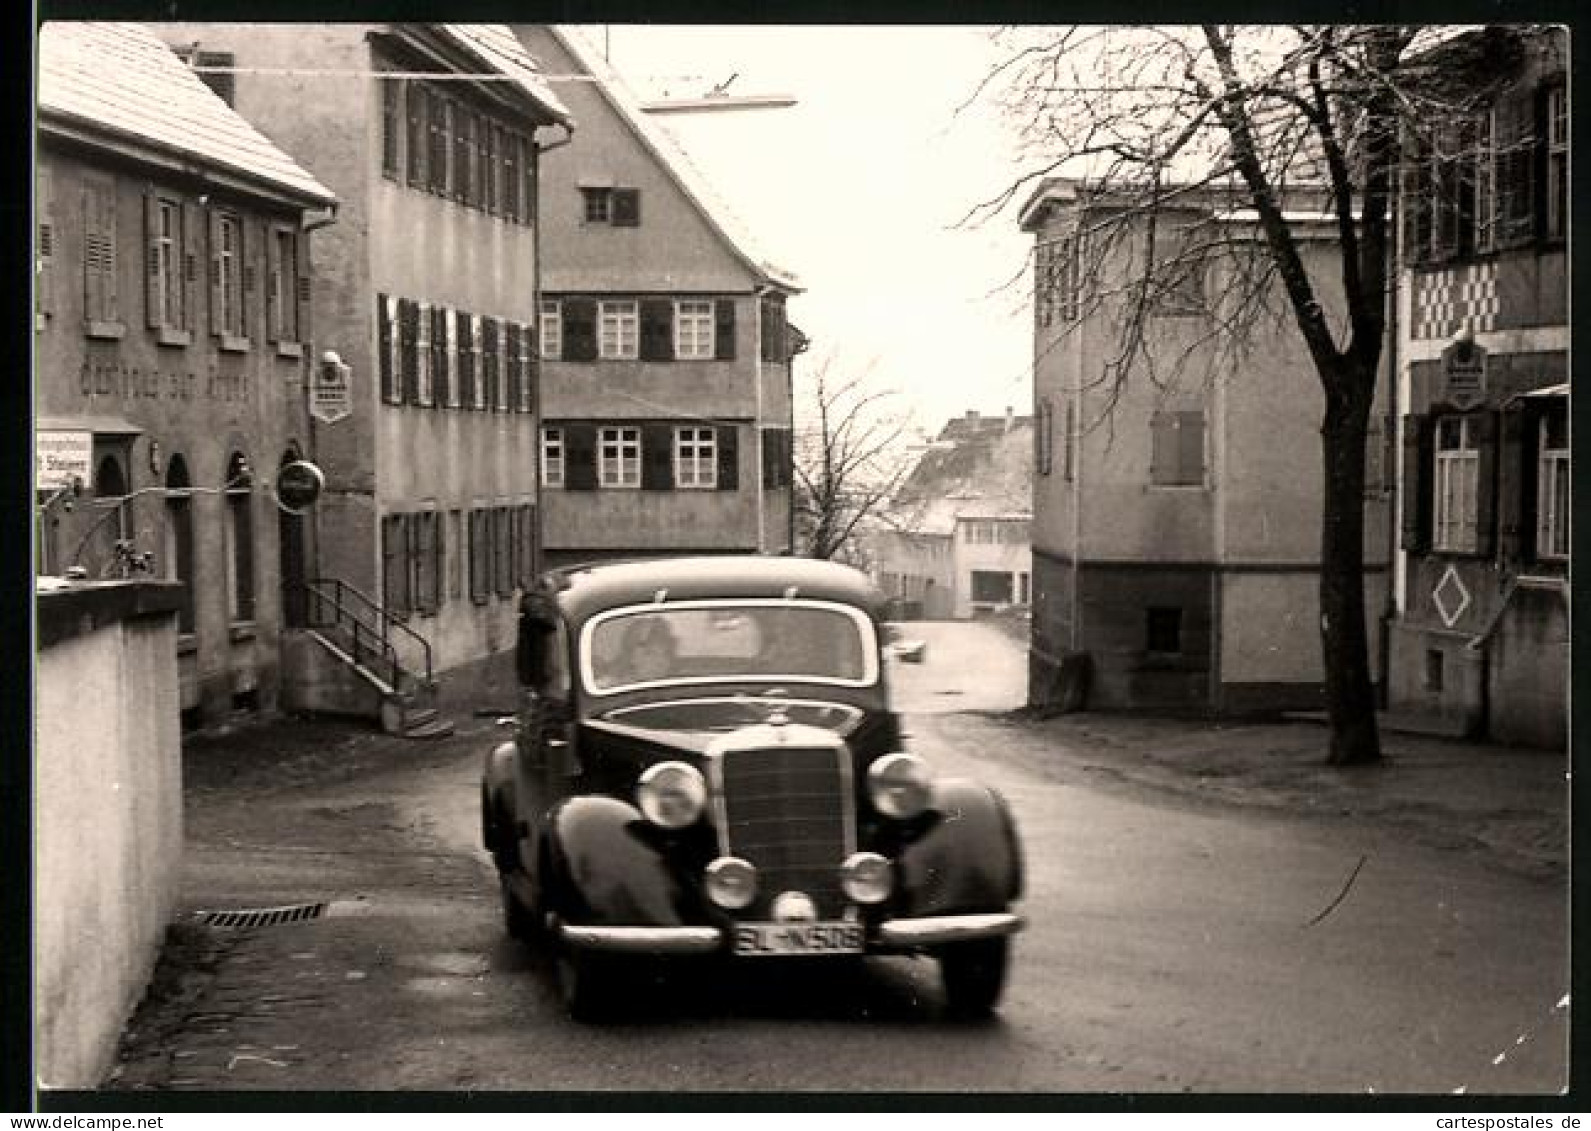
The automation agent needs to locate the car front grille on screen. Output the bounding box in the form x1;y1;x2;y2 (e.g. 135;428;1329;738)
717;744;852;917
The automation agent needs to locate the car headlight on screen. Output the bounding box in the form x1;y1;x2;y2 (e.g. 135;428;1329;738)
839;852;893;904
636;761;707;829
705;856;758;910
866;752;934;820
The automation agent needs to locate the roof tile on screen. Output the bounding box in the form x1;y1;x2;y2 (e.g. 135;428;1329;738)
37;22;335;206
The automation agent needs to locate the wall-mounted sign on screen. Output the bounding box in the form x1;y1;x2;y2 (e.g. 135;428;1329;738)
36;430;92;491
275;460;326;515
1441;336;1488;411
311;353;352;425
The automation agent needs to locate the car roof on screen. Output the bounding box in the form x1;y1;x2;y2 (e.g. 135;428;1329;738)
541;555;887;625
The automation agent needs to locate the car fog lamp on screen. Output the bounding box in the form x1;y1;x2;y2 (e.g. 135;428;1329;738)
839;852;893;904
705;856;758;910
866;752;934;820
637;761;707;829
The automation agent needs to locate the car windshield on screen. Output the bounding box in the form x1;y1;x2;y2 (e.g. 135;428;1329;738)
582;600;877;693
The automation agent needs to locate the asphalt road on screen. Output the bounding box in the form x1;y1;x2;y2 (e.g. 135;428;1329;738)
126;620;1568;1096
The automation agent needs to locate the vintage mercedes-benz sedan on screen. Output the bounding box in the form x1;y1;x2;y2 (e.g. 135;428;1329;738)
481;556;1024;1019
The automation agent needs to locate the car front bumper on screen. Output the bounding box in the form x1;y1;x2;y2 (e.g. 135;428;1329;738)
557;911;1024;954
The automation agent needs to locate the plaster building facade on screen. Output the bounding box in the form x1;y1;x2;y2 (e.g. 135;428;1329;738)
512;25;802;568
1388;25;1568;748
35;21;337;727
874;410;1033;620
1020;181;1393;715
152;22;573;717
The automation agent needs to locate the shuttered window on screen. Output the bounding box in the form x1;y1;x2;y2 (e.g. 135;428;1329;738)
674;426;717;488
541;427;565;488
1433;415;1480;553
1149;410;1205;487
674;300;715;359
539;301;562;360
598;426;641;488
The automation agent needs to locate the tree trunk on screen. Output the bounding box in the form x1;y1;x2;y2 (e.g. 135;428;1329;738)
1318;364;1383;766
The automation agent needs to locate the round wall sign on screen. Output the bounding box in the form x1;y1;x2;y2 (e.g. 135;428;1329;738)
275;460;325;515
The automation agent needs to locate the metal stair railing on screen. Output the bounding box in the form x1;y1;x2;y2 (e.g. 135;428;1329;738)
299;577;434;695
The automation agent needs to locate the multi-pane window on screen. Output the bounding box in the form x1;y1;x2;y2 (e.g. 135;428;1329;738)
1433;415;1479;552
582;187;612;223
444;308;461;408
539;301;562;360
1472;109;1496;254
1036;237;1080;326
416;302;433;407
581;187;640;226
1537;411;1569;560
1150;410;1206;487
674;301;715;359
214;212;245;338
469;314;486;410
598;300;639;360
541;427;565;488
149;197;183;330
1546;84;1567;241
598;426;641;488
674;426;717;488
267;227;299;343
405;82;427;188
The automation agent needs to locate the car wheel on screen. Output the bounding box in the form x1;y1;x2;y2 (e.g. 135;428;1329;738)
556;946;620;1022
501;874;537;942
938;936;1010;1018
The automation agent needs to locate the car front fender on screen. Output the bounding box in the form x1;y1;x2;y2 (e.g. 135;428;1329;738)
892;779;1023;918
541;795;692;928
481;740;517;855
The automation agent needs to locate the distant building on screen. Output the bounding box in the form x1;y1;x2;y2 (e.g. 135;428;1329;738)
1388;25;1568;748
873;409;1033;620
35;22;337;727
1019;181;1393;715
512;25;803;567
153;22;572;726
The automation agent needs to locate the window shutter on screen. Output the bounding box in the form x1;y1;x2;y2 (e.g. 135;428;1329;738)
469;509;488;603
36;167;54;317
144;192;161;328
377;293;394;402
82;184;101;322
504;322;521;410
482;316;499;411
265;226;281;343
295;249;312;341
519;321;535;412
1497;408;1526;563
716;425;739;490
714;299;736;360
1149;411;1172;484
564;298;597;362
564;423;597;491
456;311;474;407
611;188;640;226
1400;414;1433;552
433;306;450;407
399;298;419;404
208;207;224;335
1472;410;1498;556
1177;411;1206;485
641;423;674;490
182;201;201;333
382;513;409;615
639;299;673;361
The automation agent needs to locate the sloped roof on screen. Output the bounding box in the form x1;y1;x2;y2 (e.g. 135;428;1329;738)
547;25;800;292
890;412;1034;534
439;24;572;126
37;21;336;207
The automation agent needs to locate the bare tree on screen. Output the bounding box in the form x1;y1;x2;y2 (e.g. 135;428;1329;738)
976;24;1520;765
793;360;915;565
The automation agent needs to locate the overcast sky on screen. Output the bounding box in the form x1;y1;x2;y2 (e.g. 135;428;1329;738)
595;25;1036;436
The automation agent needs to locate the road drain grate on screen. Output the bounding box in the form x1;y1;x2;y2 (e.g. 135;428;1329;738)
199;902;329;929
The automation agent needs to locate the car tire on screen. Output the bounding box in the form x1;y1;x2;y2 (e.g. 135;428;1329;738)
556;947;620;1022
501;874;537;942
938;936;1010;1018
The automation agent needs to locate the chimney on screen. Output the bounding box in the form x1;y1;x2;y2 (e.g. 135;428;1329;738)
1004;405;1014;433
966;409;979;421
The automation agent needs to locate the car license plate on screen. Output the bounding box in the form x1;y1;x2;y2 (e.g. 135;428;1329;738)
733;921;864;956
